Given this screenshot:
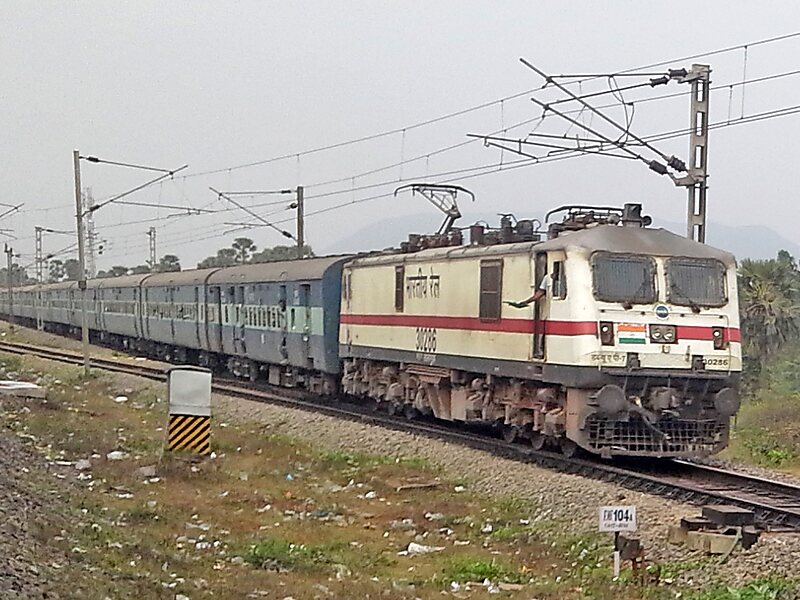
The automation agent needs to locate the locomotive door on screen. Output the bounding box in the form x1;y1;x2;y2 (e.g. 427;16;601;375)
532;252;548;360
233;285;246;355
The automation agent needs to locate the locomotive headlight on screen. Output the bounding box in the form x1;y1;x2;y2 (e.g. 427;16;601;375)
599;321;615;346
712;327;727;350
649;324;677;344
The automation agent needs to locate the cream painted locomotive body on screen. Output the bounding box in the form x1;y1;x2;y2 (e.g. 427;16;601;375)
340;224;741;458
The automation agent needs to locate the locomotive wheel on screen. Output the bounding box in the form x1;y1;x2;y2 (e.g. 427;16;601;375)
502;425;518;444
403;405;420;420
529;432;546;451
559;438;579;458
386;402;400;417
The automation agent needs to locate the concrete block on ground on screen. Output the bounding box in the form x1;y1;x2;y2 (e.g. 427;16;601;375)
0;381;46;399
701;505;755;527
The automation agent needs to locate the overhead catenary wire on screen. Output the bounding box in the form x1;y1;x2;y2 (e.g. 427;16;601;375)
175;30;800;182
123;98;800;252
29;63;800;251
292;67;800;200
180;87;541;180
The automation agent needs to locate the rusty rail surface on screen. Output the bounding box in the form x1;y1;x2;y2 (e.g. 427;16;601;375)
1;338;799;531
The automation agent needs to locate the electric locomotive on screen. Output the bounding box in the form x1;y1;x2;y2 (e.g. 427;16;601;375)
340;204;740;457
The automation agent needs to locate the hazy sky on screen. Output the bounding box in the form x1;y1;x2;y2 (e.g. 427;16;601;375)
2;2;800;272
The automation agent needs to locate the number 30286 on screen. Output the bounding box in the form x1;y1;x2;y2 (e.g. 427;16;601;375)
415;327;437;352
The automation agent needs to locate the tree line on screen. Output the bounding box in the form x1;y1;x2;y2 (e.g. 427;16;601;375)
0;238;314;284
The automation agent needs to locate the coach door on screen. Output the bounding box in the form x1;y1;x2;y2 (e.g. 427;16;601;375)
533;252;548;359
279;284;288;361
208;285;223;352
168;286;176;342
132;288;140;338
299;283;312;367
233;285;246;355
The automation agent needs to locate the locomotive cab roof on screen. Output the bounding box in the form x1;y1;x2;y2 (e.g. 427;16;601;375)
347;224;735;267
535;225;736;266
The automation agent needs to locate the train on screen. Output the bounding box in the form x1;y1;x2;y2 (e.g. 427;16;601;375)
0;203;741;459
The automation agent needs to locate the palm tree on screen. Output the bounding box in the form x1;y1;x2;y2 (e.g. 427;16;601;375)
738;256;800;371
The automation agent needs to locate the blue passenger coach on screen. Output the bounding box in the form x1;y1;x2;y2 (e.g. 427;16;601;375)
0;255;352;396
204;257;350;391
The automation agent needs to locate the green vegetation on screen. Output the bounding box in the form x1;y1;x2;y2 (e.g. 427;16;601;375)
689;576;797;600
739;250;800;384
730;251;800;472
245;537;339;571
444;556;527;584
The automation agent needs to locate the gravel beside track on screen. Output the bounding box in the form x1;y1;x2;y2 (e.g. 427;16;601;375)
0;421;69;598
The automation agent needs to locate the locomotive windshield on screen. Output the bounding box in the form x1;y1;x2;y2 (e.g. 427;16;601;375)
665;258;727;307
591;253;656;304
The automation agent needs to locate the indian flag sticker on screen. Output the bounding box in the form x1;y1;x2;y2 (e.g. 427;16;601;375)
618;323;647;344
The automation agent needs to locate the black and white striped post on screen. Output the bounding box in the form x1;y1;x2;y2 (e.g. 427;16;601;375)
166;366;212;456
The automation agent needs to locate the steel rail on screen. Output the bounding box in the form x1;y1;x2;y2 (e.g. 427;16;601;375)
1;338;799;531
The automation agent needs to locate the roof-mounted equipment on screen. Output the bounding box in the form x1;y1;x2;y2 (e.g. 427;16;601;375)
394;183;474;252
545;203;652;238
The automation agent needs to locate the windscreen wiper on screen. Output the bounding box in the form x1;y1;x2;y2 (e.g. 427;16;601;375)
669;281;702;312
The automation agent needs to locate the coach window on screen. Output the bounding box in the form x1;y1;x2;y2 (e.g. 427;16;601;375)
395;266;404;312
479;260;503;321
552;261;567;300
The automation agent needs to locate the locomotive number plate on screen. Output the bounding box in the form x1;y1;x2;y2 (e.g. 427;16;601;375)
415;327;437;353
702;357;730;368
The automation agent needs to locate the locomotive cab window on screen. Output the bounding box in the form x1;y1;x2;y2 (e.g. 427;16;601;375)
479;260;503;321
592;252;656;304
665;258;727;307
551;260;567;300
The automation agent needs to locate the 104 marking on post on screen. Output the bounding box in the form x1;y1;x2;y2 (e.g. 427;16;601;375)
598;505;637;532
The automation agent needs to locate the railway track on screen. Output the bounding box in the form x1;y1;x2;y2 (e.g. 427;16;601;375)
2;338;800;531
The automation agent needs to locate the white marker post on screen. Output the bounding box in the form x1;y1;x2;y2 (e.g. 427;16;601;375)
598;505;637;578
167;366;212;455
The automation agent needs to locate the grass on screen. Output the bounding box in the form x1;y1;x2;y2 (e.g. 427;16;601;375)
689;576;798;600
245;536;341;571
724;346;800;471
316;447;434;471
444;556;528;584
